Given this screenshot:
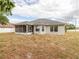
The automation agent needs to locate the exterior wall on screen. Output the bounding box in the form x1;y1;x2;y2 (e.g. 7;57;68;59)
34;25;65;35
0;28;15;33
34;26;47;34
46;25;65;35
15;25;65;35
58;26;65;35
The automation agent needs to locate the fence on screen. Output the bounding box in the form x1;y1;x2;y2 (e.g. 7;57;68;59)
0;28;15;33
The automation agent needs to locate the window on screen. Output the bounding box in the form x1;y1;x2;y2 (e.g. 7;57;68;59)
36;26;40;32
36;28;39;31
54;25;58;32
42;26;44;31
50;26;53;32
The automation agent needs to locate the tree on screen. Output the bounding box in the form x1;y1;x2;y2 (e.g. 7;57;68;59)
0;0;15;15
0;15;9;25
0;0;15;24
66;24;76;30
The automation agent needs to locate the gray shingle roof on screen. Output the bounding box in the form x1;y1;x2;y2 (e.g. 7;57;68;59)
16;21;29;25
16;18;66;25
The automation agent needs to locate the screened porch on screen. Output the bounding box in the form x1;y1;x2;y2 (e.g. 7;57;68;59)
15;25;34;34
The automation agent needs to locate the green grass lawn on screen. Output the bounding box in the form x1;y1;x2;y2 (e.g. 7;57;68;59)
0;32;79;59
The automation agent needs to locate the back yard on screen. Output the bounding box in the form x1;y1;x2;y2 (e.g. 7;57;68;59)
0;32;79;59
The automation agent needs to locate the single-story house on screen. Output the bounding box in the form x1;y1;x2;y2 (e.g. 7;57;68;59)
15;18;66;35
0;24;15;33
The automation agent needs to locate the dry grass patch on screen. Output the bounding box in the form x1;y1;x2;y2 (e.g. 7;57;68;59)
0;32;79;59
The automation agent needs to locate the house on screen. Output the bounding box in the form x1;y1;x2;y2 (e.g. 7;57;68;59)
15;18;66;35
0;24;15;33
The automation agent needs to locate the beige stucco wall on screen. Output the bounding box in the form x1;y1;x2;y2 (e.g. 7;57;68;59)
34;25;65;35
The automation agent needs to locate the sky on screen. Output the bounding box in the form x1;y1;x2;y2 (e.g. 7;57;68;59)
8;0;79;27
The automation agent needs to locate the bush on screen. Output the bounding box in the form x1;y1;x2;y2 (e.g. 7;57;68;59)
66;24;76;30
